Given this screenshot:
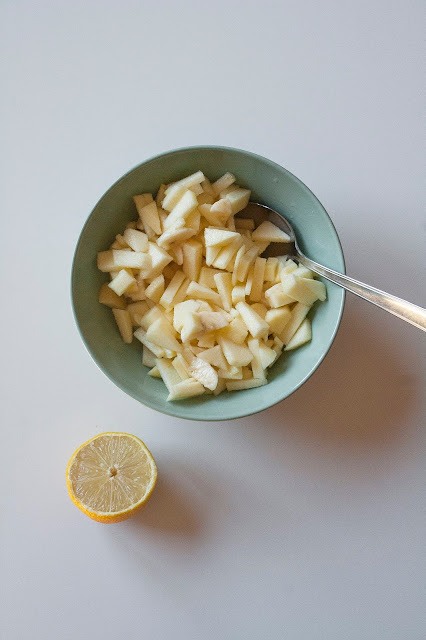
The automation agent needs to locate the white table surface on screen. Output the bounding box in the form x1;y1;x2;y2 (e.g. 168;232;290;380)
1;2;425;639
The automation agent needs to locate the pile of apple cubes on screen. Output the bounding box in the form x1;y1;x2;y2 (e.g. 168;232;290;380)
97;171;326;400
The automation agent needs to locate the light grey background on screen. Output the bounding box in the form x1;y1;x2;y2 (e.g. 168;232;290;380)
1;1;425;639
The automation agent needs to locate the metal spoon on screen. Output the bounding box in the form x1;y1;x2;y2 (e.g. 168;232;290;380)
240;202;426;331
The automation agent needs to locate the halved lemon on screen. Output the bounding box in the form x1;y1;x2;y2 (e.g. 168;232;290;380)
66;432;157;523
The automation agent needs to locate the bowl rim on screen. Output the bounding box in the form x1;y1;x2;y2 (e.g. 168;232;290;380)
71;145;346;421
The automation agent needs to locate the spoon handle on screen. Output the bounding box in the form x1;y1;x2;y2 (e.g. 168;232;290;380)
297;254;426;331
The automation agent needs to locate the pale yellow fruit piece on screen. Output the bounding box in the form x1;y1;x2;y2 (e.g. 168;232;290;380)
145;274;165;303
108;269;136;296
198;267;222;289
186;281;222;306
245;264;254;296
133;327;166;358
155;358;182;391
197;334;216;349
172;354;190;380
164;190;199;230
220;185;240;198
66;432;157;523
264;283;295;308
159;270;186;309
279;258;298;277
139;305;164;331
199;311;229;332
198;203;224;227
126;277;146;302
210;198;233;221
112;309;133;344
197;192;215;205
249;257;267;302
257;340;277;368
170;278;190;306
264;257;278;281
127;301;149;325
213;378;227;396
162;171;205;211
97;250;116;272
250;303;268;319
280;274;322;306
236;301;269;339
265;307;291;335
148;366;161;378
146;317;181;353
157;227;195;249
225;378;267;391
98;283;127;310
211;172;236;195
163;262;179;281
217;366;243;380
205;245;222;266
224;188;251;214
214;272;232;312
167;378;205;401
284;318;312;351
298;277;327;301
180;311;203;343
123;228;149;253
247;338;266;380
204;228;240;248
186;354;218;391
156;184;167;208
170;244;184;266
142;345;156;368
146;242;173;278
232;285;246;305
198;345;228;370
218;337;253;367
201;177;214;195
292;265;315;279
280;302;311;345
111;249;149;270
133;193;153;213
212;237;244;270
173;299;200;332
182;240;203;281
219;316;248;344
252;220;291;243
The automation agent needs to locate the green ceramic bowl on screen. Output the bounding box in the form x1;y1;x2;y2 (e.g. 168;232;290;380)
72;146;345;421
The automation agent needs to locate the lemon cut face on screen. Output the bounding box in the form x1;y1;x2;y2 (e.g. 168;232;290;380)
66;433;157;523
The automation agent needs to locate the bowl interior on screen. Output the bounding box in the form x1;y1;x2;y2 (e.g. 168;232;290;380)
72;147;345;420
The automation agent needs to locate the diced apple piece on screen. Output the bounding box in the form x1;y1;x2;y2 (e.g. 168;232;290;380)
198;345;228;370
298;277;327;301
98;283;127;309
279;258;298;277
180;311;202;343
265;307;291;335
232;286;246;305
148;366;161;378
212;237;244;270
245;264;254;296
247;339;266;380
226;378;267;391
186;354;218;391
159;270;186;309
213;378;226;396
236;301;270;339
292;265;315;279
199;311;229;332
252;220;291;243
219;185;240;198
170;244;184;266
218;337;253;367
284;318;312;351
186;281;222;306
257;340;277;368
146;317;181;353
108;269;136;296
231;245;246;285
139;305;164;331
133;193;153;213
224;188;251;214
162;171;205;211
249;256;266;302
146;242;173;278
173;299;200;332
126;277;146;301
217;366;243;380
157;227;195;249
250;303;268;319
111;250;149;270
214;272;233;312
280;274;322;306
198;267;221;289
211;172;236;195
170;278;190;306
156;184;167;208
142;345;157;368
210;198;233;222
172;354;190;380
204;228;239;248
197;334;216;349
133;327;166;358
264;283;295;308
197;192;215;205
182;240;203;282
219;315;248;344
205;245;221;266
198;203;224;227
280;302;311;345
123;228;149;253
97;250;116;272
264;257;278;281
189;183;203;196
112;309;133;344
233;245;258;284
155;358;182;391
164;190;199;230
145;274;165;303
127;301;149;325
167;378;205;401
